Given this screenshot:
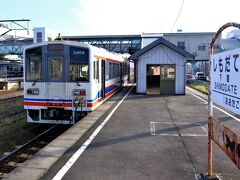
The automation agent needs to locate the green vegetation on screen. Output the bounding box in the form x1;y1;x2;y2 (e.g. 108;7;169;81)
188;84;208;94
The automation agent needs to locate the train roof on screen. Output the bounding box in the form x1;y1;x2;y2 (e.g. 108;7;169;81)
24;40;95;50
24;40;126;62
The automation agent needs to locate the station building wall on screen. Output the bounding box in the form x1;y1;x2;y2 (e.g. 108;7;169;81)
136;44;186;94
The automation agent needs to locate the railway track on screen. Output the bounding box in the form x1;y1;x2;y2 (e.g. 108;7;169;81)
0;124;70;178
0;95;24;122
0;109;25;121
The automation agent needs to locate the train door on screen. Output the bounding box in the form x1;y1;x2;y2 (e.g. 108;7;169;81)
101;60;105;99
46;56;66;99
120;64;123;86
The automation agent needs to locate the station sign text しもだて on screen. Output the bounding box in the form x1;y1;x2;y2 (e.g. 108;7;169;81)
211;48;240;115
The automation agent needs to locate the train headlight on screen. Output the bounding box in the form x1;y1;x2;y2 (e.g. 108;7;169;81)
27;88;39;95
73;89;86;96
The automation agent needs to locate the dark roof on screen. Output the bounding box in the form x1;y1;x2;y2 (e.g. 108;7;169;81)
130;37;194;60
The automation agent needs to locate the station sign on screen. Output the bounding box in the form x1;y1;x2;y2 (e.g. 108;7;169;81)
211;48;240;115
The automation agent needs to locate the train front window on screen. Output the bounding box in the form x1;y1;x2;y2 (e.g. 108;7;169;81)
70;64;88;81
25;47;42;82
49;57;63;80
69;47;89;82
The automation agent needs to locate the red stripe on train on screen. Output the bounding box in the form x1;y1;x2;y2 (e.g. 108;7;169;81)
24;102;72;107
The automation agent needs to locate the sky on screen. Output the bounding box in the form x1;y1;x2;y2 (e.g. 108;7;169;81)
1;0;240;37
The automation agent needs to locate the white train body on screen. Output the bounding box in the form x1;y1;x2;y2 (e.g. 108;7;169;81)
24;41;129;124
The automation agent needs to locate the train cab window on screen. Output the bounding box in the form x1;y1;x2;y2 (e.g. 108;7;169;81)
69;47;89;82
70;64;88;82
49;57;63;80
25;47;42;81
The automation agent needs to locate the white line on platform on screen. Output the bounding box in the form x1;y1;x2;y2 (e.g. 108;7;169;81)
188;90;240;123
150;121;208;136
52;85;135;180
154;134;207;137
150;121;191;125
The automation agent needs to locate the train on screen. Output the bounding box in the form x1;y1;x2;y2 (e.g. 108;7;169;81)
23;41;130;124
0;61;23;79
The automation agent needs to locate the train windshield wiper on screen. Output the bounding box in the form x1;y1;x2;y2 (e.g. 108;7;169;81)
75;81;81;86
32;79;38;86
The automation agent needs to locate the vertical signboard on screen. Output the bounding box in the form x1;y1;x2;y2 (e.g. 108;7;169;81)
210;48;240;115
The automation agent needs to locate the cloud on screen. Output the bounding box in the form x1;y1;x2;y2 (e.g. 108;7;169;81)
73;0;240;35
73;0;183;35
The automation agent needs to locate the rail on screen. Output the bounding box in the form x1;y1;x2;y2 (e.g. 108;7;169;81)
0;125;69;176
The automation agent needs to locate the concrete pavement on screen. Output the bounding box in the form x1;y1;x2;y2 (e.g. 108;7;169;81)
41;86;240;180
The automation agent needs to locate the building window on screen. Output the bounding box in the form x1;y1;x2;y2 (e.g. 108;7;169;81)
177;41;185;50
36;32;42;43
198;45;206;51
161;65;175;79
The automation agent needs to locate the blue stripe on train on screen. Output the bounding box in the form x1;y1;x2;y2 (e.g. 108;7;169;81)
24;98;72;102
87;84;119;103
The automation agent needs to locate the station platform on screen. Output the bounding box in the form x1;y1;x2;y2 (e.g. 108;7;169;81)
5;85;240;180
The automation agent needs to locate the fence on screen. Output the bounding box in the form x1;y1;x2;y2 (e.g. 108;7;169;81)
187;79;209;89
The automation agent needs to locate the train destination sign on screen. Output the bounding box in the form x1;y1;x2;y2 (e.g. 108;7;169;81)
211;48;240;115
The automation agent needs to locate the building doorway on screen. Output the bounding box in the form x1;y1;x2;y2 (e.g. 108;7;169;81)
146;65;160;94
146;64;176;95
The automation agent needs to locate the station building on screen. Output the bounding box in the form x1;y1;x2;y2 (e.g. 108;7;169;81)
130;37;194;95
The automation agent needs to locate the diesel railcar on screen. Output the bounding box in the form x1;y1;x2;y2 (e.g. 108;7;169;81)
24;41;129;124
0;62;23;78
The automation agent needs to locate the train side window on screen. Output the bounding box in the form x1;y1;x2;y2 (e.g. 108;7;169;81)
117;64;119;77
105;61;109;80
113;63;115;78
109;63;112;79
114;63;117;78
93;61;96;79
96;59;99;83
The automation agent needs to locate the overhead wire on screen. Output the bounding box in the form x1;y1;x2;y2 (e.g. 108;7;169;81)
171;0;185;33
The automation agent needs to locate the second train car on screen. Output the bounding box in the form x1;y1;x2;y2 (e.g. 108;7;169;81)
24;41;130;124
